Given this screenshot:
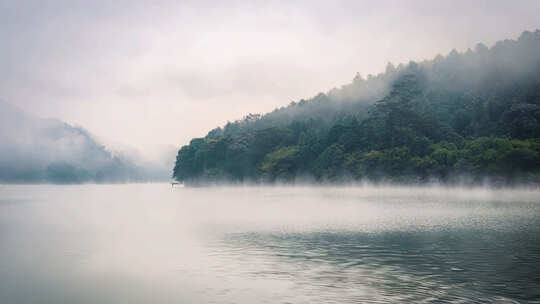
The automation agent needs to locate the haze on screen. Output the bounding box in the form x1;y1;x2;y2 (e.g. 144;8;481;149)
2;0;540;163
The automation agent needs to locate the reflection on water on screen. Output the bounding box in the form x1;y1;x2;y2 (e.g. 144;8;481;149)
0;184;539;303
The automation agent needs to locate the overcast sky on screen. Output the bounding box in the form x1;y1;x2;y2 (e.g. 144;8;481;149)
2;0;540;163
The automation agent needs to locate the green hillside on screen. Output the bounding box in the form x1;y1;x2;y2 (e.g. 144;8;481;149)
173;30;540;185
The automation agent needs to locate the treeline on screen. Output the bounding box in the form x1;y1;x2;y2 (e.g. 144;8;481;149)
173;30;540;185
2;158;146;184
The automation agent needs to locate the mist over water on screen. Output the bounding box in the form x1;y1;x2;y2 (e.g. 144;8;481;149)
1;184;539;303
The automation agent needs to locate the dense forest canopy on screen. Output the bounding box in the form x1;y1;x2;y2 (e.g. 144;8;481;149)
173;30;540;185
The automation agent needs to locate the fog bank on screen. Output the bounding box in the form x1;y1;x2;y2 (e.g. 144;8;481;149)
0;101;167;183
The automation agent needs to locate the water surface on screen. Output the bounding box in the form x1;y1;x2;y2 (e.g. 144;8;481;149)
1;184;539;303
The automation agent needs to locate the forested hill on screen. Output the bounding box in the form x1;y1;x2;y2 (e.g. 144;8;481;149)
173;30;540;185
0;102;166;183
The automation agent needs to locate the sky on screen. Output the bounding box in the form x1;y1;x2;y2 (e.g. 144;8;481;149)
2;0;540;164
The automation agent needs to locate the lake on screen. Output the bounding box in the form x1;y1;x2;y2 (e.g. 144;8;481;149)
1;184;539;303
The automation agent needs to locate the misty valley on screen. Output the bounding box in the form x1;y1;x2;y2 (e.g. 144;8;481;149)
2;31;540;186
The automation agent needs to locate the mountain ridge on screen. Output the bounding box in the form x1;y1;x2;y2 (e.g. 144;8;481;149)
0;101;165;183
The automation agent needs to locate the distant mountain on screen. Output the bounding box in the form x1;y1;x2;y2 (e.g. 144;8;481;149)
0;102;160;183
173;30;540;185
